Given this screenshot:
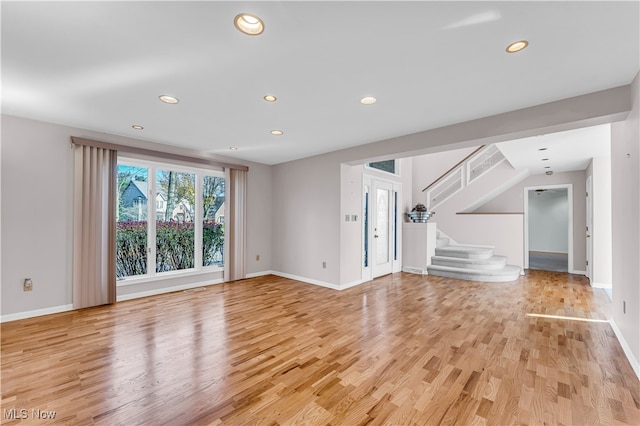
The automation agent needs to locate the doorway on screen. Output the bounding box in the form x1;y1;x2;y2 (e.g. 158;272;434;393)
524;184;573;272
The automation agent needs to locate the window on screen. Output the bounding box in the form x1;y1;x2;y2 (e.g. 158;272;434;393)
202;175;225;267
366;159;398;175
156;169;195;272
116;166;149;277
116;159;225;281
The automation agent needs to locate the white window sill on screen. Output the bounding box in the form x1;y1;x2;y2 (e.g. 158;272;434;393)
116;266;224;287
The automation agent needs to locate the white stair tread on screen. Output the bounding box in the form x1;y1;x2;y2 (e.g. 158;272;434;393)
428;264;521;276
431;255;507;269
436;238;450;248
435;244;494;259
427;264;521;282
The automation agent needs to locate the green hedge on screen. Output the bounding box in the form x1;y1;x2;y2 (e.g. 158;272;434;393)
116;220;223;278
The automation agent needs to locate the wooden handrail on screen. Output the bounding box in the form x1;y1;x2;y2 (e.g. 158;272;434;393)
422;145;485;192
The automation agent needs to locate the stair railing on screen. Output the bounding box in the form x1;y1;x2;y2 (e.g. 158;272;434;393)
423;144;506;210
466;144;505;185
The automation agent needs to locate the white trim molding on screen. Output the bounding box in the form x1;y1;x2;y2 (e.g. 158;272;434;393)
524;184;574;271
246;270;275;279
270;271;341;290
402;267;427;275
1;304;74;323
248;270;366;291
341;279;368;290
117;279;224;302
609;319;640;380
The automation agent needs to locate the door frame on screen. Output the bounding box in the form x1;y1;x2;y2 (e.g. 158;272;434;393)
586;175;593;280
523;184;573;271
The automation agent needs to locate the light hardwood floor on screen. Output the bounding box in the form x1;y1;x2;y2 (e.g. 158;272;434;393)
2;271;638;425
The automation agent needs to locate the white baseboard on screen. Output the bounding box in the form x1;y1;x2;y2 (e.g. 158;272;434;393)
341;279;367;290
609;318;640;380
402;266;427;275
116;279;224;302
571;269;587;275
246;270;275;279
1;304;74;323
247;270;365;291
269;271;342;290
591;282;612;289
3;279;226;322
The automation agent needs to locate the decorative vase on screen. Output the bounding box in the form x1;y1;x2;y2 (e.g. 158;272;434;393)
406;211;435;223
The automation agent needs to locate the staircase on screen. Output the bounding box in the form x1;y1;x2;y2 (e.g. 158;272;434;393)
427;233;521;282
415;145;525;282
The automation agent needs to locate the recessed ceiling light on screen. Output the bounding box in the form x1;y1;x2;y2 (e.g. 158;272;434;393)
263;95;277;102
546;170;554;175
131;125;144;130
541;158;549;161
544;166;551;169
270;129;284;136
159;95;179;104
234;13;264;35
229;146;238;151
360;96;377;105
506;40;528;53
538;147;547;151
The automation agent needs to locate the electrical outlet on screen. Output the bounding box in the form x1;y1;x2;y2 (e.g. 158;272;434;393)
23;278;33;292
322;261;326;269
256;254;260;261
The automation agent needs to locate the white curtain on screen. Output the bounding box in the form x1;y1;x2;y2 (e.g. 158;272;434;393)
73;144;117;308
224;168;247;282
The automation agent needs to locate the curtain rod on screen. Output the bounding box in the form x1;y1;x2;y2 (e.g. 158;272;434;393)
71;136;249;171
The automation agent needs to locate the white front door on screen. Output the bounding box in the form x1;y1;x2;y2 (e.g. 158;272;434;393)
372;180;393;278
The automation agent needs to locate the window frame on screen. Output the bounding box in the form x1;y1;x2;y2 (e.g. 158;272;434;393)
116;156;225;286
364;159;401;176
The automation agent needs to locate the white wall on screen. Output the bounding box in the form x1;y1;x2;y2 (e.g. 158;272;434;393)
340;160;412;286
610;72;640;376
527;190;569;253
2;117;74;316
474;171;587;272
271;153;341;286
586;157;613;288
1;115;272;320
340;163;364;287
411;146;478;205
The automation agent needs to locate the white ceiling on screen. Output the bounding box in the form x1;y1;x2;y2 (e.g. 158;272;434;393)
2;2;638;165
496;124;611;175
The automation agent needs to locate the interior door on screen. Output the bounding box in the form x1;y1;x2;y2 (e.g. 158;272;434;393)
586;176;593;280
372;180;393;278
